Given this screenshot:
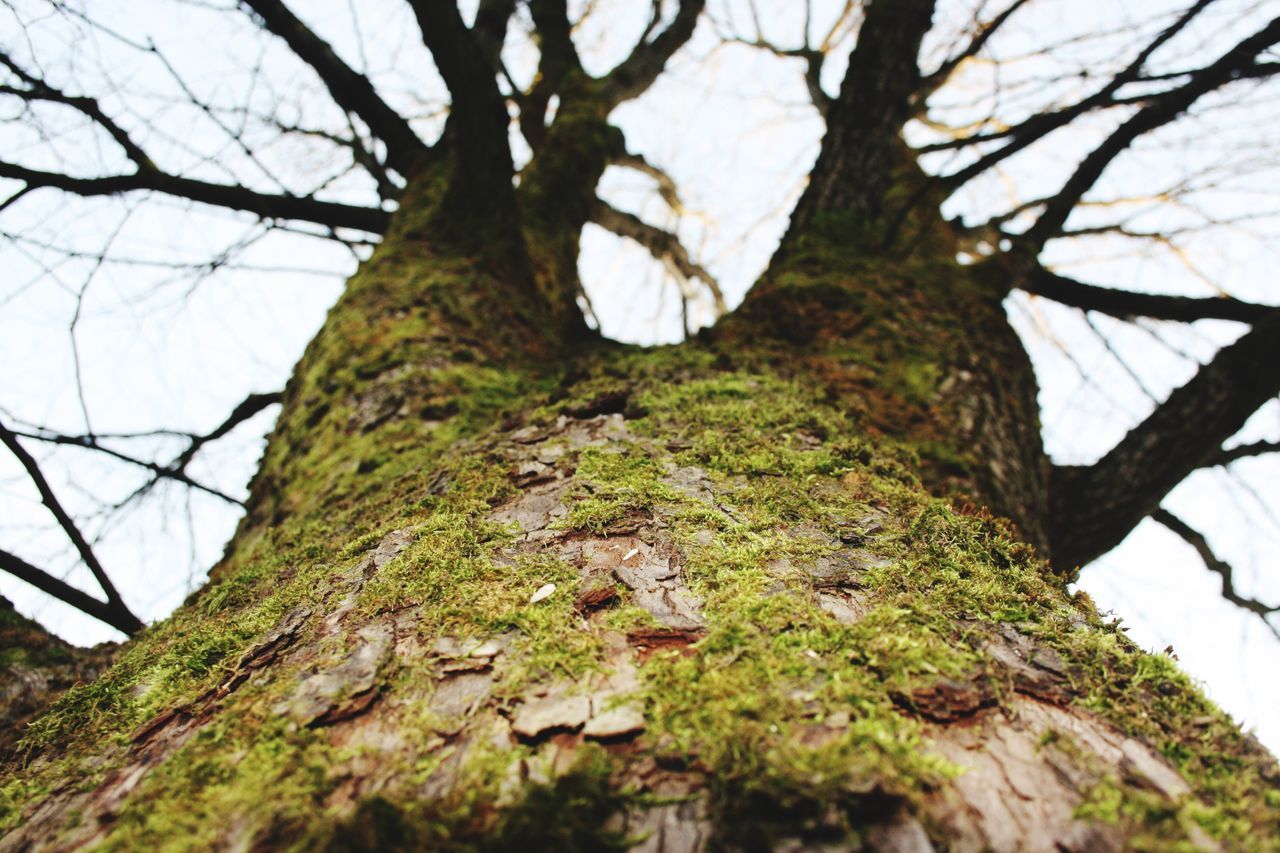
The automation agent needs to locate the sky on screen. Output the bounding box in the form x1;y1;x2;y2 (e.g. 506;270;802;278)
1;0;1277;749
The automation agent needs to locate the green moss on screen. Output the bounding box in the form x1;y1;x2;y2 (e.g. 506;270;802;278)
561;446;681;533
5;336;1277;849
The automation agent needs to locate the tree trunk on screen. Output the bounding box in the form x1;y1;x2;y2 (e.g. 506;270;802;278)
2;151;1278;852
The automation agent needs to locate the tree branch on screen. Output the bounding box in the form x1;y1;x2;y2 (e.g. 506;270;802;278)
1211;440;1280;466
0;51;155;170
917;0;1031;99
172;392;282;471
241;0;427;175
614;151;683;211
719;36;829;114
473;0;519;71
407;0;521;244
1049;310;1280;570
519;0;586;153
599;0;706;109
0;161;389;234
10;429;242;506
0;418;141;633
9;392;282;510
0;548;142;636
1020;264;1278;324
1151;508;1279;638
590;201;726;313
933;0;1224;190
1021;14;1280;250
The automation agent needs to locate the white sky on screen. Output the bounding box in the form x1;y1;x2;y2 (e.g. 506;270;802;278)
1;0;1277;749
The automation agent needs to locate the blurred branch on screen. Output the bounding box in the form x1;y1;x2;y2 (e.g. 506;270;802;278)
240;0;428;175
1049;310;1280;570
0;161;390;233
614;151;683;211
1020;265;1278;324
1152;508;1280;639
0;548;142;636
600;0;705;109
717;35;830;114
0;51;155;170
917;0;1031;99
1212;440;1280;466
0;417;142;634
590;200;726;314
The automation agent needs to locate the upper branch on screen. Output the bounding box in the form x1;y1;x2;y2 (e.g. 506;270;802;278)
590;200;726;313
1212;440;1280;466
520;0;586;152
1049;309;1280;570
599;0;706;110
1020;14;1280;249
916;0;1031;100
0;161;390;234
0;548;142;636
0;51;154;170
472;0;519;70
933;0;1224;191
241;0;428;175
407;0;521;243
1020;264;1278;324
9;392;282;509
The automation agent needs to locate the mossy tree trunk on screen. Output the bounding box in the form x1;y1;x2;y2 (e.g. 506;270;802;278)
3;1;1279;850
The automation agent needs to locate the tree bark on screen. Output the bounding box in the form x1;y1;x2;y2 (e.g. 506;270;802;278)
2;15;1278;843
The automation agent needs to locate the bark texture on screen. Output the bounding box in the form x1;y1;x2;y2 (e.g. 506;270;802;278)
1;210;1277;846
2;2;1278;846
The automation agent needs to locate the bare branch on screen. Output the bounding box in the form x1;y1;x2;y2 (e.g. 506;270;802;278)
241;0;428;175
614;151;682;211
600;0;706;109
8;391;282;511
590;200;726;313
0;417;141;633
0;51;154;169
172;392;282;471
1212;440;1280;467
1020;264;1278;324
933;0;1226;190
0;548;142;636
917;0;1032;99
716;35;829;114
10;429;242;506
1152;508;1280;638
0;161;390;233
785;0;936;238
1022;15;1280;249
1049;310;1280;570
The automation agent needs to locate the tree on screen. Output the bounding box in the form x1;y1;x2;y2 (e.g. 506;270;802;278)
2;0;1279;848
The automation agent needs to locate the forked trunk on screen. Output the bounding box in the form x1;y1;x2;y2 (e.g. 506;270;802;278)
1;161;1277;852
